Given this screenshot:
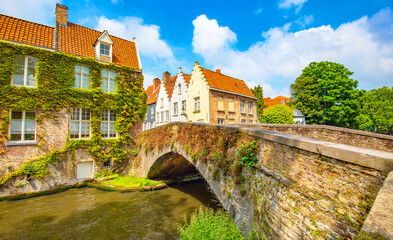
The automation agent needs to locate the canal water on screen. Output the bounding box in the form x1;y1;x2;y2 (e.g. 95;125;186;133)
0;181;221;240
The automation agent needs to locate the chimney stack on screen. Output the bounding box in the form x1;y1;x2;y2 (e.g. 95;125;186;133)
178;67;182;73
163;71;171;85
153;78;161;90
56;4;68;26
216;69;221;74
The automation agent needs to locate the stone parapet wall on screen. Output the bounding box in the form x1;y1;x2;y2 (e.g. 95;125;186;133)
236;124;393;153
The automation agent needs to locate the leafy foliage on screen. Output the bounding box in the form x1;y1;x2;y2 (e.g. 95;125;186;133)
290;61;362;128
263;105;294;124
356;86;393;134
251;85;265;123
236;140;258;169
178;207;244;240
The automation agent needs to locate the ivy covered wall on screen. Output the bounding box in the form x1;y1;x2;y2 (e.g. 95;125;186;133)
0;41;147;185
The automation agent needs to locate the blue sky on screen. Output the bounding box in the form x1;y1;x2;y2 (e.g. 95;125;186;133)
1;0;392;97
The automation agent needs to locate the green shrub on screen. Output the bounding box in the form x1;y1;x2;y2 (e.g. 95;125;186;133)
236;141;258;169
94;169;117;179
178;207;244;240
101;175;163;188
262;104;294;124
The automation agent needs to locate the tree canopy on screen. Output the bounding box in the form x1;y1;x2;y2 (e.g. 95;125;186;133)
262;105;294;124
356;86;393;134
251;85;266;123
290;61;362;128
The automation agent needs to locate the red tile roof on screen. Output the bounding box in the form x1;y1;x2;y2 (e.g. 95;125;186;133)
183;73;191;85
146;85;160;105
0;14;54;49
58;23;139;69
165;83;175;99
200;67;255;98
264;96;292;108
0;14;140;69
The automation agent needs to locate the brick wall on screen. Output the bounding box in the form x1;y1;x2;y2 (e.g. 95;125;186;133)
209;90;257;124
0;109;69;176
237;124;393;153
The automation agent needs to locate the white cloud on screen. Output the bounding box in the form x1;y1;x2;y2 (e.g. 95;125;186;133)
279;0;308;13
110;0;123;4
255;8;263;15
0;0;59;25
192;9;393;97
96;16;173;59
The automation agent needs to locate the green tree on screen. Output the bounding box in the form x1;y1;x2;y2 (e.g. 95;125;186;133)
356;86;393;134
262;105;294;124
251;85;266;123
290;61;362;128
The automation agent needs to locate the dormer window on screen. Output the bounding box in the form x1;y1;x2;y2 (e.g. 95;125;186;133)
100;43;110;56
96;30;113;63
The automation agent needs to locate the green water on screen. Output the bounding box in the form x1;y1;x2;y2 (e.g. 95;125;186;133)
0;181;221;240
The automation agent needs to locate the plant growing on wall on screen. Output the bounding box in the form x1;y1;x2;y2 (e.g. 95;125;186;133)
236;140;258;169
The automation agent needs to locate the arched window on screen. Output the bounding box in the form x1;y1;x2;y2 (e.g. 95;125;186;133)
178;83;181;94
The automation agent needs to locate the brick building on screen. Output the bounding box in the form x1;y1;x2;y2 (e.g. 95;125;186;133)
186;62;258;124
0;4;144;179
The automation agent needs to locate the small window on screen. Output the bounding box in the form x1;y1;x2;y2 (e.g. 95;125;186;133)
249;120;253;123
165;110;169;122
157;112;160;123
101;69;117;93
100;43;110;56
218;118;224;125
228;99;234;112
103;158;112;169
161;111;164;123
101;110;116;138
12;56;37;87
70;108;91;139
74;64;91;89
194;97;200;111
240;100;245;113
9;110;36;142
281;100;285;105
248;102;252;114
217;97;224;111
160;98;164;108
178;83;181;94
174;102;178;115
241;119;246;123
181;100;186;113
150;107;155;119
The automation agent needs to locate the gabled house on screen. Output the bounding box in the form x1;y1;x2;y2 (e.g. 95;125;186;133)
170;67;191;122
155;72;175;126
0;4;144;180
186;62;258;124
144;78;161;130
263;96;292;108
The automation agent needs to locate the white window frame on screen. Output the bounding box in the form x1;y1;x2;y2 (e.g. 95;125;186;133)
70;108;91;139
178;83;181;95
160;98;164;108
74;64;91;89
12;56;37;87
240;100;245;113
101;69;117;93
161;111;164;123
100;43;111;56
165;110;169;122
181;100;186;114
157;112;160;123
248;102;252;114
9;110;36;143
194;97;200;111
218;118;224;125
101;110;117;139
281;100;285;105
150;107;155;119
174;102;178;115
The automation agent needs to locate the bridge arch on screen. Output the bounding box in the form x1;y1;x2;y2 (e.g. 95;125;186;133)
131;141;254;232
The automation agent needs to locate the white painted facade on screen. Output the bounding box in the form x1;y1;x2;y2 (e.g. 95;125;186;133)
171;67;189;122
155;82;172;126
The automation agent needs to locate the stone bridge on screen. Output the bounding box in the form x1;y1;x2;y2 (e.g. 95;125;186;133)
132;122;393;239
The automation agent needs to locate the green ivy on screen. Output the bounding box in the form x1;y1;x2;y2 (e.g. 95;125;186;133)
0;41;147;185
236;140;258;169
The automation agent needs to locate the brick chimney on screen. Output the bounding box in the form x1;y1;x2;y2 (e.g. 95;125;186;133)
163;71;171;85
56;4;68;26
216;69;221;74
153;78;161;90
